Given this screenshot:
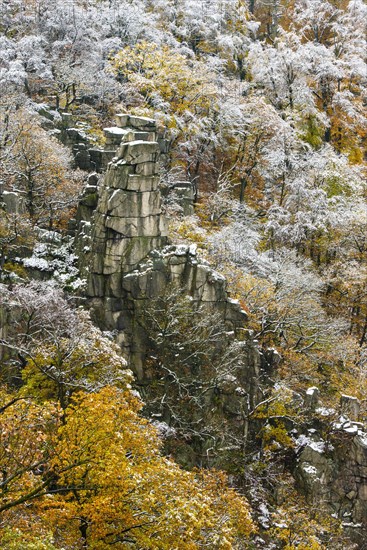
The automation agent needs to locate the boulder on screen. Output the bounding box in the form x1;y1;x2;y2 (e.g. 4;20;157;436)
341;395;360;422
305;387;320;410
1;191;24;214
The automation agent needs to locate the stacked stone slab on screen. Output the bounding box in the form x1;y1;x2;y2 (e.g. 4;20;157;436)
87;117;168;299
104;114;158;149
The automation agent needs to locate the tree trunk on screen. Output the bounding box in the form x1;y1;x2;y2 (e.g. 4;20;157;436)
239;177;247;203
79;517;88;548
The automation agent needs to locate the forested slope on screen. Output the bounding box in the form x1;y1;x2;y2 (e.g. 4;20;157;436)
0;0;366;548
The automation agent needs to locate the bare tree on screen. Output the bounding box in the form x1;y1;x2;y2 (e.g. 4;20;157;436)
135;284;255;467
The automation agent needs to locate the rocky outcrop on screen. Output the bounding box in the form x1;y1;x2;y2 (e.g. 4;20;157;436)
295;395;367;541
161;180;196;216
84;115;258;379
81;115;263;467
86;118;168;303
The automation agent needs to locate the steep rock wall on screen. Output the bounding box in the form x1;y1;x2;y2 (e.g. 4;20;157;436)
85;115;261;385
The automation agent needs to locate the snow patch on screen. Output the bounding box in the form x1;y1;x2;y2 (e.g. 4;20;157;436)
295;434;327;453
357;432;367;447
316;407;335;416
302;464;318;475
258;503;270;528
309;441;326;453
23;257;51;271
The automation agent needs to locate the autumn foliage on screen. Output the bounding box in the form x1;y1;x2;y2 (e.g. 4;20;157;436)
0;386;255;549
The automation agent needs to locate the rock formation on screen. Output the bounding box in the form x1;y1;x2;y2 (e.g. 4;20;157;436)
3;106;367;538
85;114;260;383
295;395;367;541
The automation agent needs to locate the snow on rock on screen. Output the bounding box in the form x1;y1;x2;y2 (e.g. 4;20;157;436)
316;407;336;416
23;256;51;271
295;434;330;454
22;231;85;291
309;441;327;454
357;432;367;448
306;386;319;395
258;503;271;529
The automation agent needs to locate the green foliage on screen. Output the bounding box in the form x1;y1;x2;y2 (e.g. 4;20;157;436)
110;41;215;118
253;387;299;452
299;115;324;149
19;314;132;409
323;174;351;198
0;529;58;550
2;262;28;280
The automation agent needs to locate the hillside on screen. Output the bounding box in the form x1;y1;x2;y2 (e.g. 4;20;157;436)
0;0;366;548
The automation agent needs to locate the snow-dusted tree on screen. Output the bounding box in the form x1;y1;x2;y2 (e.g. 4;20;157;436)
0;281;132;408
0;211;35;274
294;0;367;155
216;95;287;204
248;32;316;114
1;108;83;228
265;145;366;258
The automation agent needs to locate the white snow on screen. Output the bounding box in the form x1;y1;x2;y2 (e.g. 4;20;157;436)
295;434;327;453
316;407;335;416
258;503;271;528
357;432;367;447
23;257;51;271
295;434;311;449
302;464;318;475
309;441;326;453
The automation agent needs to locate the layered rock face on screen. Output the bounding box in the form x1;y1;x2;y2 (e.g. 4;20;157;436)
297;430;367;524
87;142;168;297
85;115;260;385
